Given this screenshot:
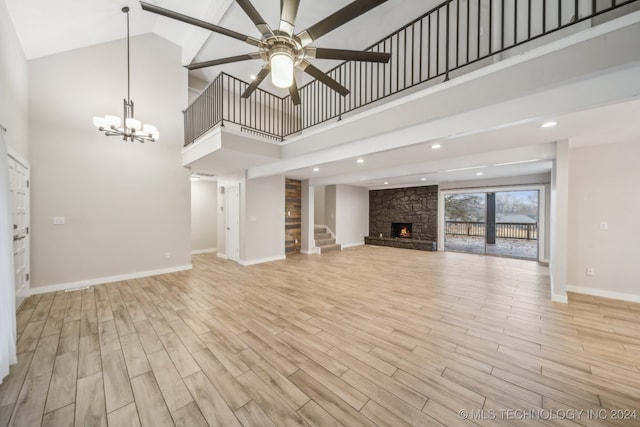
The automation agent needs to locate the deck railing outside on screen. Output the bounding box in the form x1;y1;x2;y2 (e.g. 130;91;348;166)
446;221;538;240
183;0;637;147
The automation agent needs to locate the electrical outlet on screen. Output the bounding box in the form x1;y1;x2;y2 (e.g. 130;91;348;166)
600;222;608;230
586;267;595;276
53;217;65;225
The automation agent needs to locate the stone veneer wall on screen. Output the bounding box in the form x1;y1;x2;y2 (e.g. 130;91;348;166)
369;185;438;241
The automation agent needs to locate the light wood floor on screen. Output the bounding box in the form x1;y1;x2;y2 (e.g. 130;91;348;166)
1;246;639;427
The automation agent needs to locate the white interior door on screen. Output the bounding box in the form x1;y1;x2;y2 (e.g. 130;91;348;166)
8;153;30;304
226;184;240;262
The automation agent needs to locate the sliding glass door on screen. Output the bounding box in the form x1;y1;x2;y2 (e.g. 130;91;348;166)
444;190;539;260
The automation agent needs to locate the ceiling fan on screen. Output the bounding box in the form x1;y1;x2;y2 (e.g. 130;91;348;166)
140;0;392;105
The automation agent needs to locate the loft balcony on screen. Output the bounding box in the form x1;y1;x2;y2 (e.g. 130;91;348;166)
182;0;640;175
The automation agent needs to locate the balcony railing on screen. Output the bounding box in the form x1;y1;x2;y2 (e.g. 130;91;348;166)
184;0;638;147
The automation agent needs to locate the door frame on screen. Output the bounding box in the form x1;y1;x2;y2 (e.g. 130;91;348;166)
7;145;30;307
438;184;547;262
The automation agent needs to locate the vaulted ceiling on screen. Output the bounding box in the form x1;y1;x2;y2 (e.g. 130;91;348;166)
5;1;640;187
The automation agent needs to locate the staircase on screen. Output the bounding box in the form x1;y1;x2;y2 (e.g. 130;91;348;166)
314;226;341;254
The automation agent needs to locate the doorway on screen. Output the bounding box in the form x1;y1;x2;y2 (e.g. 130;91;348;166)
443;188;541;260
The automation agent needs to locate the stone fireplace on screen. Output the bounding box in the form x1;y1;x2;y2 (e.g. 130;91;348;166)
365;185;438;251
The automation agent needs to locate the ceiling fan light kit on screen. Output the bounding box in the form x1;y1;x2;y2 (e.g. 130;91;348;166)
140;0;392;105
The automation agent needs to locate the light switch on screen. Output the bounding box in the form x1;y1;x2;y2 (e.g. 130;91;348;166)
600;222;608;230
53;216;65;225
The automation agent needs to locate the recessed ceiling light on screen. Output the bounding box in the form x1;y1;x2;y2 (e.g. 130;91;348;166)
476;172;484;176
312;167;319;172
357;159;364;164
431;143;441;149
250;74;257;81
540;121;557;128
420;177;427;181
383;182;389;185
190;176;200;182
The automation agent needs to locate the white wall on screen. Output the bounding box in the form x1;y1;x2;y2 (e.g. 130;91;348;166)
242;175;285;264
29;34;191;289
567;140;640;301
0;1;29;159
314;185;325;225
324;185;337;234
191;180;217;253
335;185;369;248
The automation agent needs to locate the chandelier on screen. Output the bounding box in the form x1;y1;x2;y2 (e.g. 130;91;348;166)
93;7;159;143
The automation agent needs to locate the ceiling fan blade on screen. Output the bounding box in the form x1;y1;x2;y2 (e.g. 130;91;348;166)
236;0;273;37
242;65;271;98
279;0;300;36
298;61;349;96
186;53;262;70
289;77;301;105
296;0;389;47
307;47;391;63
140;1;261;47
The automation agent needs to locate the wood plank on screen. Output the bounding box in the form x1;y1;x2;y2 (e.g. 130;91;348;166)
45;352;77;413
9;372;51;427
236;370;307;427
192;349;251;411
298;400;342;427
42;404;75;427
102;350;134;413
234;400;277;427
146;349;193;413
289;369;376;427
130;371;173;427
183;371;242;427
107;402;141;427
171;401;208;427
119;333;151;378
75;372;107;427
158;332;200;378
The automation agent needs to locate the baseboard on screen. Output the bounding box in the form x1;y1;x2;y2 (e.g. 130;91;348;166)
566;285;640;303
551;293;568;304
341;242;364;249
216;252;228;260
192;248;217;255
28;264;193;296
239;255;286;266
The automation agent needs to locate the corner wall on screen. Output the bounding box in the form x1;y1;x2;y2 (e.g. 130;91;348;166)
29;34;191;290
567;140;640;301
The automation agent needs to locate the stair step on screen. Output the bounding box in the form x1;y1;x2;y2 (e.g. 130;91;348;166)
314;226;327;233
319;243;342;253
314;232;331;240
315;238;336;246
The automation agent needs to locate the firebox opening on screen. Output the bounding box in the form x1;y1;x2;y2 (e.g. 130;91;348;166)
391;222;413;238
